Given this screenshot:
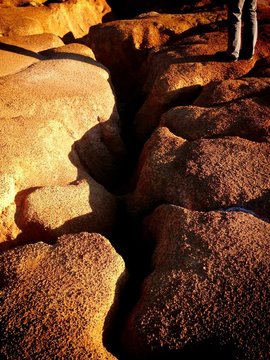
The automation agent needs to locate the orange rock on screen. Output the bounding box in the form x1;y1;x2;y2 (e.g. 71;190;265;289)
88;11;226;99
193;77;270;106
161;94;270;142
0;33;64;77
0;0;111;38
0;55;125;242
20;179;117;241
124;204;270;359
0;232;125;359
134;27;270;140
128;127;270;216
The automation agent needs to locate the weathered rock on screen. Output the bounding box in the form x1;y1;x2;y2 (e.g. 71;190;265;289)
134;27;270;140
0;56;125;242
193;77;270;106
0;0;111;38
161;94;270;142
0;232;125;359
0;33;64;77
250;56;270;77
88;11;226;99
20;179;117;240
41;42;96;60
124;204;270;359
128;127;270;216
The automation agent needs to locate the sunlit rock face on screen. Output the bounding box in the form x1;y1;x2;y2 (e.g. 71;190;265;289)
128;127;270;216
0;0;111;38
88;10;226;100
124;205;270;359
0;37;125;243
0;232;125;359
133;26;270;141
20;179;117;241
159;75;270;155
0;33;64;76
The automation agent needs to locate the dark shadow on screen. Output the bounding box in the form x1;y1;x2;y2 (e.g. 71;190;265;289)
0;42;44;60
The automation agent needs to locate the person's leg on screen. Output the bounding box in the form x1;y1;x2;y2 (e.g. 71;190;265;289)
227;0;246;59
241;0;257;58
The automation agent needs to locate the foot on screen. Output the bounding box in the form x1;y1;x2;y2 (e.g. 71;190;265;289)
215;51;238;62
239;50;254;60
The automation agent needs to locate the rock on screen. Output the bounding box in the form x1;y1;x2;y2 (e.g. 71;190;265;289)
0;33;64;77
161;94;270;142
0;0;111;38
250;56;270;77
0;57;123;190
128;127;270;216
134;27;270;140
0;56;125;242
193;77;270;106
20;179;117;241
88;11;226;99
0;232;125;359
41;42;96;60
124;204;270;359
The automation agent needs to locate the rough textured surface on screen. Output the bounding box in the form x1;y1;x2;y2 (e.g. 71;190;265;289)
0;0;111;38
124;205;270;360
0;232;125;359
134;27;270;140
88;11;226;99
0;33;64;77
128;127;270;216
193;77;270;107
20;179;117;240
161;94;270;142
0;57;123;191
0;54;124;242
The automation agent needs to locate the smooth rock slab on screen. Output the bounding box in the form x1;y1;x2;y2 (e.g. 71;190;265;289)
124;204;270;359
0;232;125;359
128;127;270;216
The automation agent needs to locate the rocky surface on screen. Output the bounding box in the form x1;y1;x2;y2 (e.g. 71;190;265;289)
128;128;270;216
88;11;226;99
134;26;270;140
0;37;125;243
0;1;270;359
0;0;111;38
162;93;270;142
0;232;125;359
20;179;117;241
123;205;270;359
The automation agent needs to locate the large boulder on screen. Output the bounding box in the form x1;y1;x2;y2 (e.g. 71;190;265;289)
88;11;226;99
0;232;125;359
134;26;270;140
161;94;270;142
0;50;125;243
128;127;270;216
0;0;111;38
0;33;64;77
20;179;117;241
124;205;270;359
193;77;270;107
